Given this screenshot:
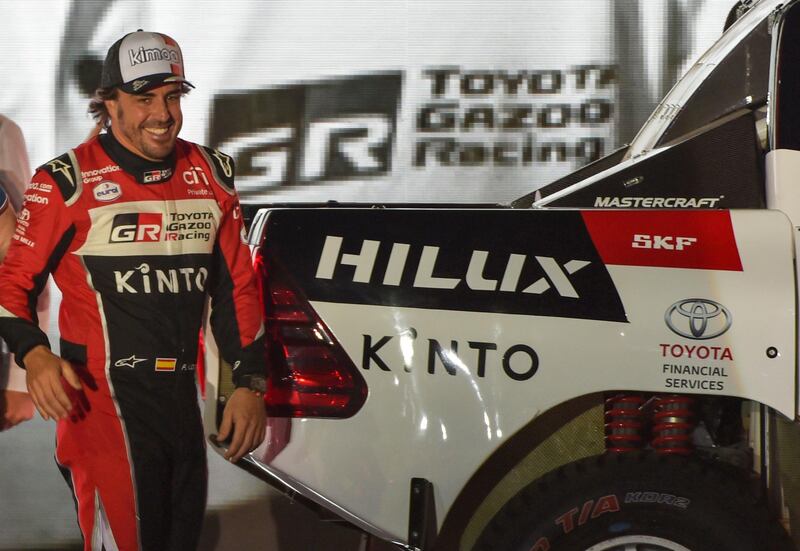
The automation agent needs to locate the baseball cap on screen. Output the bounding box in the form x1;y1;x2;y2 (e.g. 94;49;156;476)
100;30;194;94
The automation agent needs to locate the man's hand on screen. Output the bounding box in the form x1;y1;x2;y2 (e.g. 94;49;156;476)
217;387;267;462
23;345;82;421
0;390;34;430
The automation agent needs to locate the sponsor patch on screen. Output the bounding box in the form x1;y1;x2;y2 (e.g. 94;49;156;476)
94;181;122;202
665;298;732;340
82;165;121;179
581;210;742;271
110;213;162;243
155;357;177;372
143;168;172;183
593;197;722;208
128;45;180;66
23;193;49;205
108;210;215;244
113;263;208;294
182;167;209;185
263;209;627;322
46;158;77;187
28;182;53;193
114;355;147;369
12;233;35;247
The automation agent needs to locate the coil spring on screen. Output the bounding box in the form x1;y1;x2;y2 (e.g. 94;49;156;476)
604;394;646;453
651;395;695;455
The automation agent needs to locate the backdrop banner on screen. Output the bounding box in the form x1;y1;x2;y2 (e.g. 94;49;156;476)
0;0;733;206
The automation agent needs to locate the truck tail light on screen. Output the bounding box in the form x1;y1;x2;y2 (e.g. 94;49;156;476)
254;248;367;418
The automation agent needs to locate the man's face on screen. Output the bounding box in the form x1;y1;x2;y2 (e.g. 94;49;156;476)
106;83;183;161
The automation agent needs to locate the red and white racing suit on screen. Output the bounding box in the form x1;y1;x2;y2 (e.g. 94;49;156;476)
0;131;266;550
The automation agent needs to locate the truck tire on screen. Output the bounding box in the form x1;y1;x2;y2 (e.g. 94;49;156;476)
474;452;793;551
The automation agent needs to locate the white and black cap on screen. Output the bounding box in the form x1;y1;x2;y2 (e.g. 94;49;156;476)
100;30;194;94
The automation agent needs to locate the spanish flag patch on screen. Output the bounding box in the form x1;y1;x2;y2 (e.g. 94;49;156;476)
155;358;177;372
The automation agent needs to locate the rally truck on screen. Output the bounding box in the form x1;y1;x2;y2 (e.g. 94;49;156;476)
202;1;800;549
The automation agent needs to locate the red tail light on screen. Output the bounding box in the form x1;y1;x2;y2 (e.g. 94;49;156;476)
254;247;367;418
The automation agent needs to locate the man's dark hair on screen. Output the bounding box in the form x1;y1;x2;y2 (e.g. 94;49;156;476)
88;83;192;129
88;86;118;129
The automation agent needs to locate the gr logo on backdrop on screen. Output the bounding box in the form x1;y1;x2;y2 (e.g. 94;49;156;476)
208;73;402;200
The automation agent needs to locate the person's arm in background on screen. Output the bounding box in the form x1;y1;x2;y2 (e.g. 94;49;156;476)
0;196;13;262
0;189;35;429
0;116;37;430
0;166;80;424
0;116;58;430
0;116;31;212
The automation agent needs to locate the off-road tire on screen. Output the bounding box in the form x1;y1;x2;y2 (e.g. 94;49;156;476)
474;452;793;551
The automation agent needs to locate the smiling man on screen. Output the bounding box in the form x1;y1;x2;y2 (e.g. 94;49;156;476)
0;31;268;551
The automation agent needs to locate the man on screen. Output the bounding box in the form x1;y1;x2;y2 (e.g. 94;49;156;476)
0;114;38;430
0;31;268;551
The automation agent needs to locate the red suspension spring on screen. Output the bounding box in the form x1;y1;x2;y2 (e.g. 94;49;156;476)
651;395;696;455
604;394;646;453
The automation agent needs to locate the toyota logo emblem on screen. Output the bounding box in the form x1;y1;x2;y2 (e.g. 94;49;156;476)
665;299;732;340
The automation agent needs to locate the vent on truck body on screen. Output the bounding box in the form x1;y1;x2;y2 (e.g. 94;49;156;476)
254;246;367;418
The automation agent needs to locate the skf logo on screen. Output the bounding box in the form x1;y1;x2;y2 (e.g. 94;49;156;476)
632;234;697;251
209;73;402;198
109;213;162;243
93;181;122;202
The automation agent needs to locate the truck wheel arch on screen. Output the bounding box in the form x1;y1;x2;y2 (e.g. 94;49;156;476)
437;393;605;551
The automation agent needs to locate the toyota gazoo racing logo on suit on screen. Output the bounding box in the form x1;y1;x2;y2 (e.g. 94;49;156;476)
143;168;173;183
109;213;163;243
108;212;214;243
665;298;732;340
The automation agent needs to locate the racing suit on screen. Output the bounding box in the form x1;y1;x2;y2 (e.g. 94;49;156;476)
0;130;266;550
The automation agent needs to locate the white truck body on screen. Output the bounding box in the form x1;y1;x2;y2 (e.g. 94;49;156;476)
203;1;800;549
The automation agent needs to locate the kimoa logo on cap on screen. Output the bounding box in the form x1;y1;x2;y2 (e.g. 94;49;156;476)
128;46;180;67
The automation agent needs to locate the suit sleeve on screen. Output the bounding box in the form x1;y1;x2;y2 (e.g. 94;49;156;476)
208;189;267;388
0;169;73;367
